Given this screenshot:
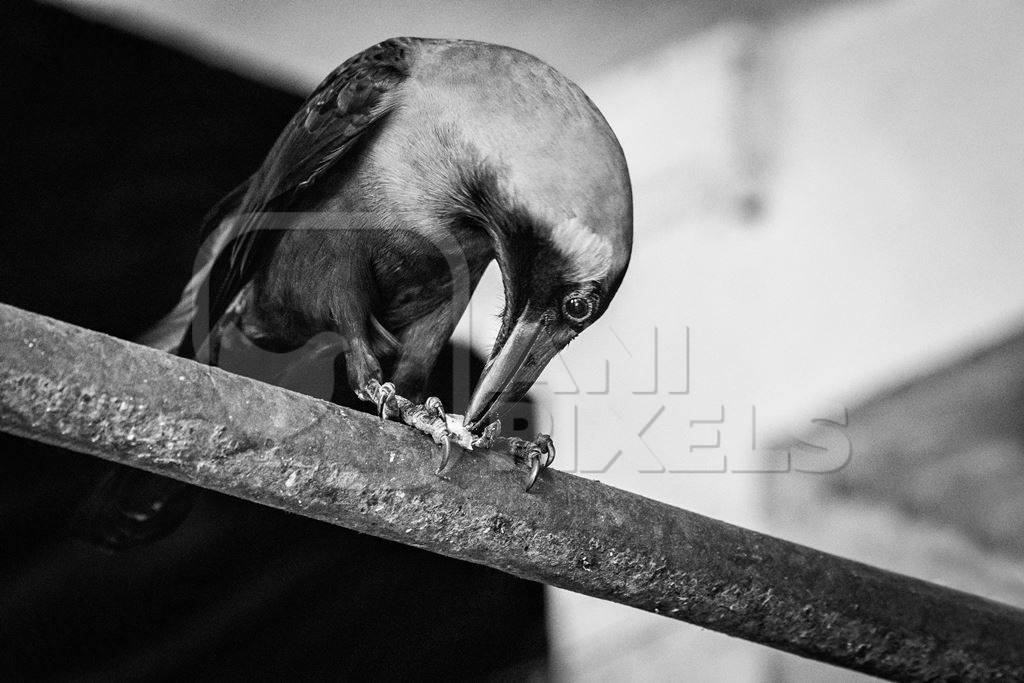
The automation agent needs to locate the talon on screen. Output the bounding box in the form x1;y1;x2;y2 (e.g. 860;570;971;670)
535;434;555;468
524;448;542;492
376;382;396;421
436;437;452;475
425;396;447;426
424;397;453;473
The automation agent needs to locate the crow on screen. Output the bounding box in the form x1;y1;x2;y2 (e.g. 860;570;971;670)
85;37;632;547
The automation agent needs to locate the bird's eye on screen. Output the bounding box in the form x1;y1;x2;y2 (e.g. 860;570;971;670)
562;294;594;324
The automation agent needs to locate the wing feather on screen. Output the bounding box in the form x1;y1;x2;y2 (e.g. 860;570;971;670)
190;38;415;357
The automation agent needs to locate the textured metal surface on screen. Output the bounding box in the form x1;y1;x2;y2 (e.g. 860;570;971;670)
2;302;1023;681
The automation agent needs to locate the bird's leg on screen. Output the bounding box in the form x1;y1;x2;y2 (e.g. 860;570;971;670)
337;313;457;468
341;333;430;434
383;306;466;469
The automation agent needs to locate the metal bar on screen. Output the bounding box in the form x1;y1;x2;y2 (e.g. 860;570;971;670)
1;302;1022;681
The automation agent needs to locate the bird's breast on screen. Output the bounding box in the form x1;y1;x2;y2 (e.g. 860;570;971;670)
372;222;493;330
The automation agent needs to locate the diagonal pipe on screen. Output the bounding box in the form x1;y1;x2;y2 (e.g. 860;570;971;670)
1;302;1022;681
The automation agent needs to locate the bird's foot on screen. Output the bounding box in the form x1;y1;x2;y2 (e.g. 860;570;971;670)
507;433;556;491
361;380;458;471
359;381;554;488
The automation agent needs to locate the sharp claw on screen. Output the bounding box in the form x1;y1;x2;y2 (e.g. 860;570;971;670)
425;396;447;425
424;397;452;474
376;382;396;421
436;437;452;475
535;434;555;468
524;450;542;492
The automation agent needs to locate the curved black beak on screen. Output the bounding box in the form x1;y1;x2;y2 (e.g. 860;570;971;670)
463;312;560;433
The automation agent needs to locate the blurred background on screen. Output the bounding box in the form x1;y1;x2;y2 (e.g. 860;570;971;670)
10;0;1024;679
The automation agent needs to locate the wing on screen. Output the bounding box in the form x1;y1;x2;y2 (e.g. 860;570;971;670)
190;38;416;358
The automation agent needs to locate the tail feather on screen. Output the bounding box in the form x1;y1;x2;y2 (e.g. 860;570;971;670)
73;468;196;550
135;178;250;353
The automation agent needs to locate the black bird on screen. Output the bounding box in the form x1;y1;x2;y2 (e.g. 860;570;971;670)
86;37;633;547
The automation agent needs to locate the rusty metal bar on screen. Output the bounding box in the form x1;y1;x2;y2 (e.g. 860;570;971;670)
1;301;1022;681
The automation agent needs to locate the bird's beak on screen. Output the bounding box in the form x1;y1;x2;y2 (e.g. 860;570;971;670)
464;311;560;433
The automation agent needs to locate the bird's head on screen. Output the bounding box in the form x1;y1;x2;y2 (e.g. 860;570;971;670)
462;133;632;432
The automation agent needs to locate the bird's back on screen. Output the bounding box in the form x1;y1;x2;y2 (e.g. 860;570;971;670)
370;39;630;235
